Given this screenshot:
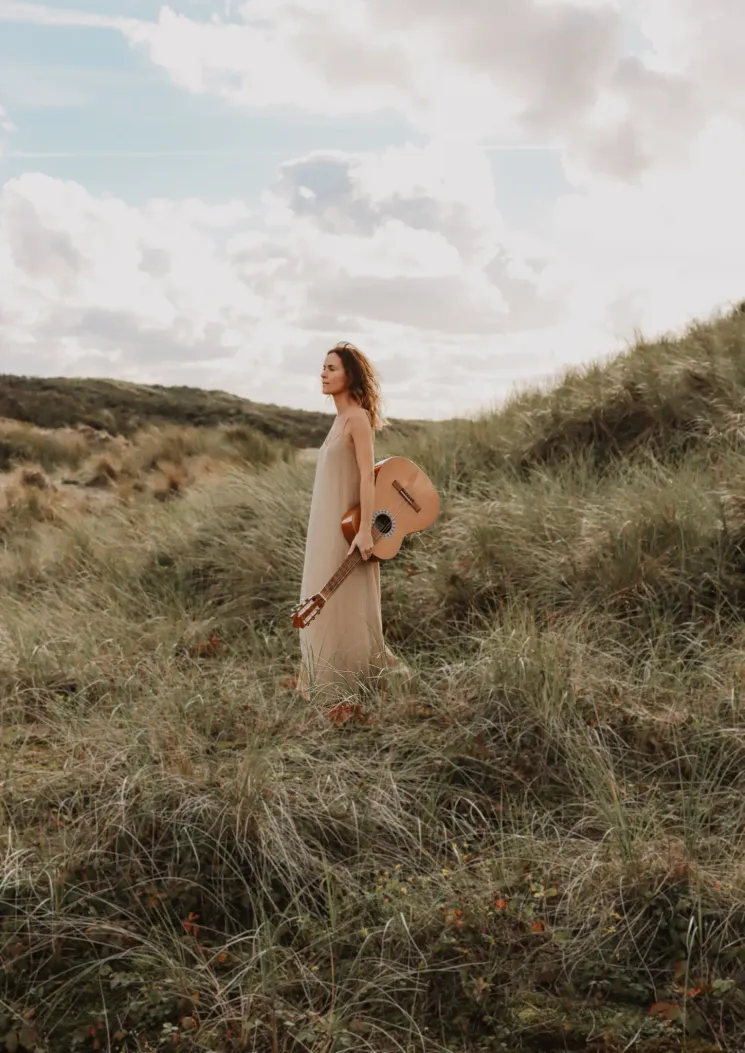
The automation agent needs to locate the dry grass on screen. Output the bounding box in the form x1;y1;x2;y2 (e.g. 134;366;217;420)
3;308;745;1052
0;419;291;526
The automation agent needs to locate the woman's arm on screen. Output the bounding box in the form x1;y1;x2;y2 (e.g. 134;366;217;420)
347;410;375;561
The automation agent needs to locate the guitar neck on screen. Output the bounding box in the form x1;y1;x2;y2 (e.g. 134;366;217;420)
320;525;382;601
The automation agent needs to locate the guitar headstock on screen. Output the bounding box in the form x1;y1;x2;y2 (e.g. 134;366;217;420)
291;593;326;629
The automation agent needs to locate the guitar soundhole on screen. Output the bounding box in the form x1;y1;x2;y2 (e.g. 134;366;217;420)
372;510;395;538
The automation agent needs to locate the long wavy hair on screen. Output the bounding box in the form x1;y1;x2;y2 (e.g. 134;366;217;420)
328;341;388;431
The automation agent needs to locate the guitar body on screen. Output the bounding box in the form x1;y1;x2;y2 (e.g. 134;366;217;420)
340;456;439;559
291;456;439;629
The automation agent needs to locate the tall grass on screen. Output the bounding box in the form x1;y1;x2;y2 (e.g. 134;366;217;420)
3;309;745;1052
0;418;288;479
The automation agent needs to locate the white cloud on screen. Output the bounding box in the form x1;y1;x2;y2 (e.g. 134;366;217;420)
274;143;505;266
0;104;14;133
114;0;613;148
98;0;736;181
122;3;418;118
3;107;745;418
0;0;736;190
550;115;745;339
0;144;572;418
0;174;264;372
240;144;566;336
2;0;745;420
0;0;711;184
0;2;646;163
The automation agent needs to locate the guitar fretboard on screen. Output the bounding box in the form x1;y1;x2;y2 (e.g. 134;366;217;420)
321;525;383;600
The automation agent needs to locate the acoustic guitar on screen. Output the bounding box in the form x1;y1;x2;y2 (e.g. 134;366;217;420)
291;456;439;629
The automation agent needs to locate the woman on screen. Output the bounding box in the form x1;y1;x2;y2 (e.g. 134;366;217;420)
296;341;408;701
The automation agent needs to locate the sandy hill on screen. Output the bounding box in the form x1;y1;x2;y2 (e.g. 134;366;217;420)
2;307;745;1052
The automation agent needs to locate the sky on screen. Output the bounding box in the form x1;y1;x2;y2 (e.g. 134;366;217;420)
0;0;744;420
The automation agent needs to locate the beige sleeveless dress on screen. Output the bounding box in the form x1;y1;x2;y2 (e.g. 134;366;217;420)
296;412;405;700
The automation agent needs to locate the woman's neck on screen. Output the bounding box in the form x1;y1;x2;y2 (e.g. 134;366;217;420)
333;392;357;415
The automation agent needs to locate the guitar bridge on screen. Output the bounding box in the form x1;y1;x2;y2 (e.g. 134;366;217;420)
393;480;421;513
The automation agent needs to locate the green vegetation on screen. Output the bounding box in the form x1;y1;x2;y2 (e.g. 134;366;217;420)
0;375;425;449
2;308;745;1052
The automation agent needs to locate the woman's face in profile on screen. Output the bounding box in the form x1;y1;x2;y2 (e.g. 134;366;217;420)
321;352;348;396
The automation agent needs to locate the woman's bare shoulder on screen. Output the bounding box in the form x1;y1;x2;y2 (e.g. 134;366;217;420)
346;405;372;428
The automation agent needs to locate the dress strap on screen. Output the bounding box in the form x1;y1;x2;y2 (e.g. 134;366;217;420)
337;409;369;439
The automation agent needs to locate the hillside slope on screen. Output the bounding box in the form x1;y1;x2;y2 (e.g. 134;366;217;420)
2;308;745;1053
0;373;427;448
402;305;745;486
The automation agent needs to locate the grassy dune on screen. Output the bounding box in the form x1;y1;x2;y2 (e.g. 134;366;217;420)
3;310;745;1052
0;374;334;448
0;375;426;449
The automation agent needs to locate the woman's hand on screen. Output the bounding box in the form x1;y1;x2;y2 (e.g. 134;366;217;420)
349;530;375;560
